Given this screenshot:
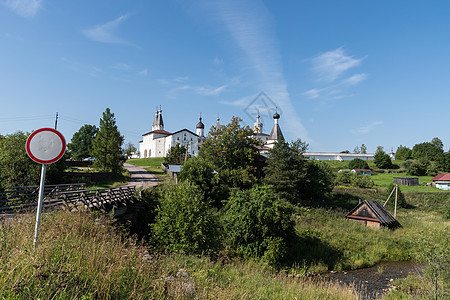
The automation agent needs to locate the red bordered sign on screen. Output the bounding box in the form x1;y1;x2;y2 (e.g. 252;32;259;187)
26;128;66;164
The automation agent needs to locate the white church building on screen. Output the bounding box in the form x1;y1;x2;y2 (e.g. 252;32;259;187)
139;108;206;158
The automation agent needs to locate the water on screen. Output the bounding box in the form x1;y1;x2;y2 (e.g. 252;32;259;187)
323;261;423;299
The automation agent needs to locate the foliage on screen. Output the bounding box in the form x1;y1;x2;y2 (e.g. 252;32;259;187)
221;185;295;266
395;145;413;160
348;158;369;170
360;144;367;154
92;108;124;175
435;152;450;172
335;171;374;188
374;146;393;169
123;142;137;159
199;116;261;189
383;183;408;208
0;211;361;299
164;143;188;165
178;156;228;207
152;181;220;254
414;229;449;300
67;124;98;160
0;131;66;186
264;139;334;205
407;159;429;176
412;141;443;161
263;139;308;204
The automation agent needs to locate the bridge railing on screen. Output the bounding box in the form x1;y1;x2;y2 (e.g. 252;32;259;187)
60;186;137;212
0;183;87;213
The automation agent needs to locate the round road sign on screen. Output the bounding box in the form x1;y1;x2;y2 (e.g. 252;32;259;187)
26;128;66;164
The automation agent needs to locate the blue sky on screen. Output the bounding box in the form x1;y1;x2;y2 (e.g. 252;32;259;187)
1;0;449;153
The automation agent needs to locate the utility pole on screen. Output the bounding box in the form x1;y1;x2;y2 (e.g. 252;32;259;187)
54;112;59;130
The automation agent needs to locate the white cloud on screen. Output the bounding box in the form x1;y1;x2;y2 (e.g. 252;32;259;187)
207;0;309;141
304;88;321;99
351;121;383;135
1;0;42;17
312;47;365;82
112;63;132;70
83;14;132;45
344;73;368;86
138;69;148;76
213;56;224;65
195;85;227;95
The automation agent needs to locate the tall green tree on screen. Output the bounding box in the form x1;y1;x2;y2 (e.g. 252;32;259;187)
374;146;393;169
67;124;98;160
360;144;367;154
164;143;188;165
198;116;261;189
123;142;137;159
395;145;412;160
412;141;443;160
92;108;124;175
263;139;334;205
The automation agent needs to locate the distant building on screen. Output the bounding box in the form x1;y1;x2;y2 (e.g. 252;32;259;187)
352;169;372;176
139;108;207;158
431;174;450;191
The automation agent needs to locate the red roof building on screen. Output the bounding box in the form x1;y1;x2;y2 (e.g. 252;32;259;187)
431;174;450;191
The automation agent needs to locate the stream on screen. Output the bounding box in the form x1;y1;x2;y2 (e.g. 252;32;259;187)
323;261;423;299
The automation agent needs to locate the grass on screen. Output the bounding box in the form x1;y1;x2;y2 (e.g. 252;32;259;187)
369;172;446;193
0;210;361;299
126;158;169;180
292;188;450;273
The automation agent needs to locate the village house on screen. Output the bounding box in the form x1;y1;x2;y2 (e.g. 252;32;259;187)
431;174;450;191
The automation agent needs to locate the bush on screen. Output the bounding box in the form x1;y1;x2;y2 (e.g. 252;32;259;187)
221;185;294;267
407;159;429;176
335;171;374;188
152;181;220;254
348;158;369;170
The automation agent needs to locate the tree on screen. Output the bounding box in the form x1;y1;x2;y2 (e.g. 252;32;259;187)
353;146;360;154
67;124;98;160
395;145;412;160
361;144;367;154
431;137;444;151
123;143;137;159
0;131;66;186
198;116;261;189
374;146;393;169
407;159;429;176
92;108;124;175
412;141;443;161
348;158;369;170
152;181;219;254
221;185;294;266
263;139;334;205
0;131;40;186
164;143;188;165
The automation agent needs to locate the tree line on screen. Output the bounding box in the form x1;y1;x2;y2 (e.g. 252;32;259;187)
0;108;127;187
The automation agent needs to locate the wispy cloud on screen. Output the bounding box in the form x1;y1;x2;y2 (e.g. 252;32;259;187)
172;84;228;96
83;14;133;45
312;47;365;82
304;48;367;102
205;0;308;141
1;0;42;17
112;63;133;71
351;121;383;135
138;69;148;76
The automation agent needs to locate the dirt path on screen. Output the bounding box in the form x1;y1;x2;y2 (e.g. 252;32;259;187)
123;163;160;190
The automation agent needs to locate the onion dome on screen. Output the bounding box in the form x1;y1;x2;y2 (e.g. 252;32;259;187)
196;116;204;129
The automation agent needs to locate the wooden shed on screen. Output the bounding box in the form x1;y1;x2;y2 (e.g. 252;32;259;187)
346;200;401;229
394;177;419;186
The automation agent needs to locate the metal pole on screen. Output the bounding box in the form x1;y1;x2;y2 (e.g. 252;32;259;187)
34;164;47;249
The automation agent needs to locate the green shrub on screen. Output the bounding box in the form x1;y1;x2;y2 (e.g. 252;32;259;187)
348;158;369;170
152;181;220;254
384;183;408;208
335;171;374;188
221;185;294;266
407;159;429;176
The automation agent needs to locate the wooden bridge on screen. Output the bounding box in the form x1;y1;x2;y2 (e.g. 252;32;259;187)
0;183;137;215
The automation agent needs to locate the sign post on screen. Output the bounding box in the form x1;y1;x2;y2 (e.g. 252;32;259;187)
26;128;66;249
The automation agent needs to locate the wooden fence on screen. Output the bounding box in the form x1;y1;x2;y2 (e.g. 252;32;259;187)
0;184;136;214
0;183;86;213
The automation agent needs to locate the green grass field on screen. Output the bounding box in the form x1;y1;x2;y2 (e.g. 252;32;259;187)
126;158;169;180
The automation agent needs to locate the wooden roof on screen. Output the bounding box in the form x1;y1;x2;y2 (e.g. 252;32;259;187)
346;200;401;229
